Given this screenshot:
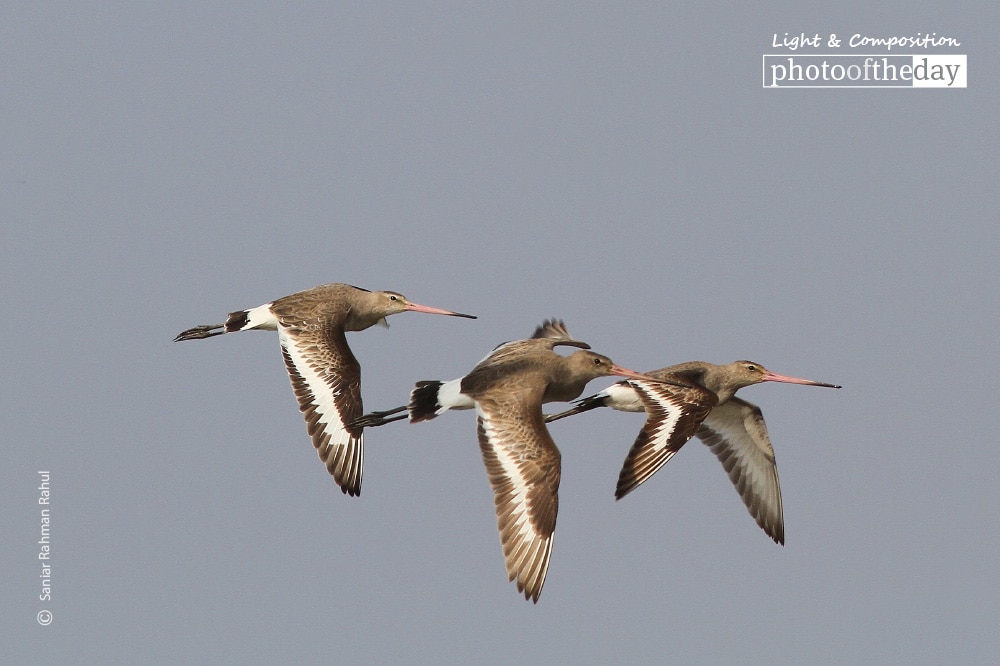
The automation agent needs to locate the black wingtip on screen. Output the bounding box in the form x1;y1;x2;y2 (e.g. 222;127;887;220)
531;319;569;339
614;477;638;501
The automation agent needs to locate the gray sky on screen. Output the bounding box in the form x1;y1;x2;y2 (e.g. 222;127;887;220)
4;3;997;663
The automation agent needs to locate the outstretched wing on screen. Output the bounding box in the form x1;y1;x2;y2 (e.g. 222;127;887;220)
278;320;364;496
615;380;717;499
475;391;561;603
696;397;784;544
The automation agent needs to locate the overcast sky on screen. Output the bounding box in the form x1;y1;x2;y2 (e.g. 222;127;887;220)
4;3;997;663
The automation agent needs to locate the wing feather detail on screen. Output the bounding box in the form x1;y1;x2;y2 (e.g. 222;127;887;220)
278;322;364;496
696;397;784;544
615;380;717;499
475;398;560;603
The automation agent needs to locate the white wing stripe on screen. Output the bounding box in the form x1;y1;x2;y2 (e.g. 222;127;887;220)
477;404;542;561
278;326;362;491
279;327;348;436
479;407;534;542
631;382;685;451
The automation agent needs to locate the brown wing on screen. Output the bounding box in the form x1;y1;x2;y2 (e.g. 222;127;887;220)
475;390;561;603
277;318;364;496
696;397;784;544
615;380;717;499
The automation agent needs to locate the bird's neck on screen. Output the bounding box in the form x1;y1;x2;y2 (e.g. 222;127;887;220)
700;366;739;403
343;294;388;331
544;365;589;403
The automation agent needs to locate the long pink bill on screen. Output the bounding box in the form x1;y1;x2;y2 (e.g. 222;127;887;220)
405;302;477;319
610;364;693;389
762;370;841;389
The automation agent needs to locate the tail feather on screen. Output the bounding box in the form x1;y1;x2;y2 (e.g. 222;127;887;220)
545;393;609;423
175;303;277;342
224;309;251;333
409;381;444;423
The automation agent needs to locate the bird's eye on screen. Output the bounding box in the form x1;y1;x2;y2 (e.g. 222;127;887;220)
389;295;398;301
747;365;758;372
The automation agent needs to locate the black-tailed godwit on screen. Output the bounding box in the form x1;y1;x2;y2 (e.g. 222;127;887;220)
355;320;681;602
547;361;840;544
174;283;475;497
